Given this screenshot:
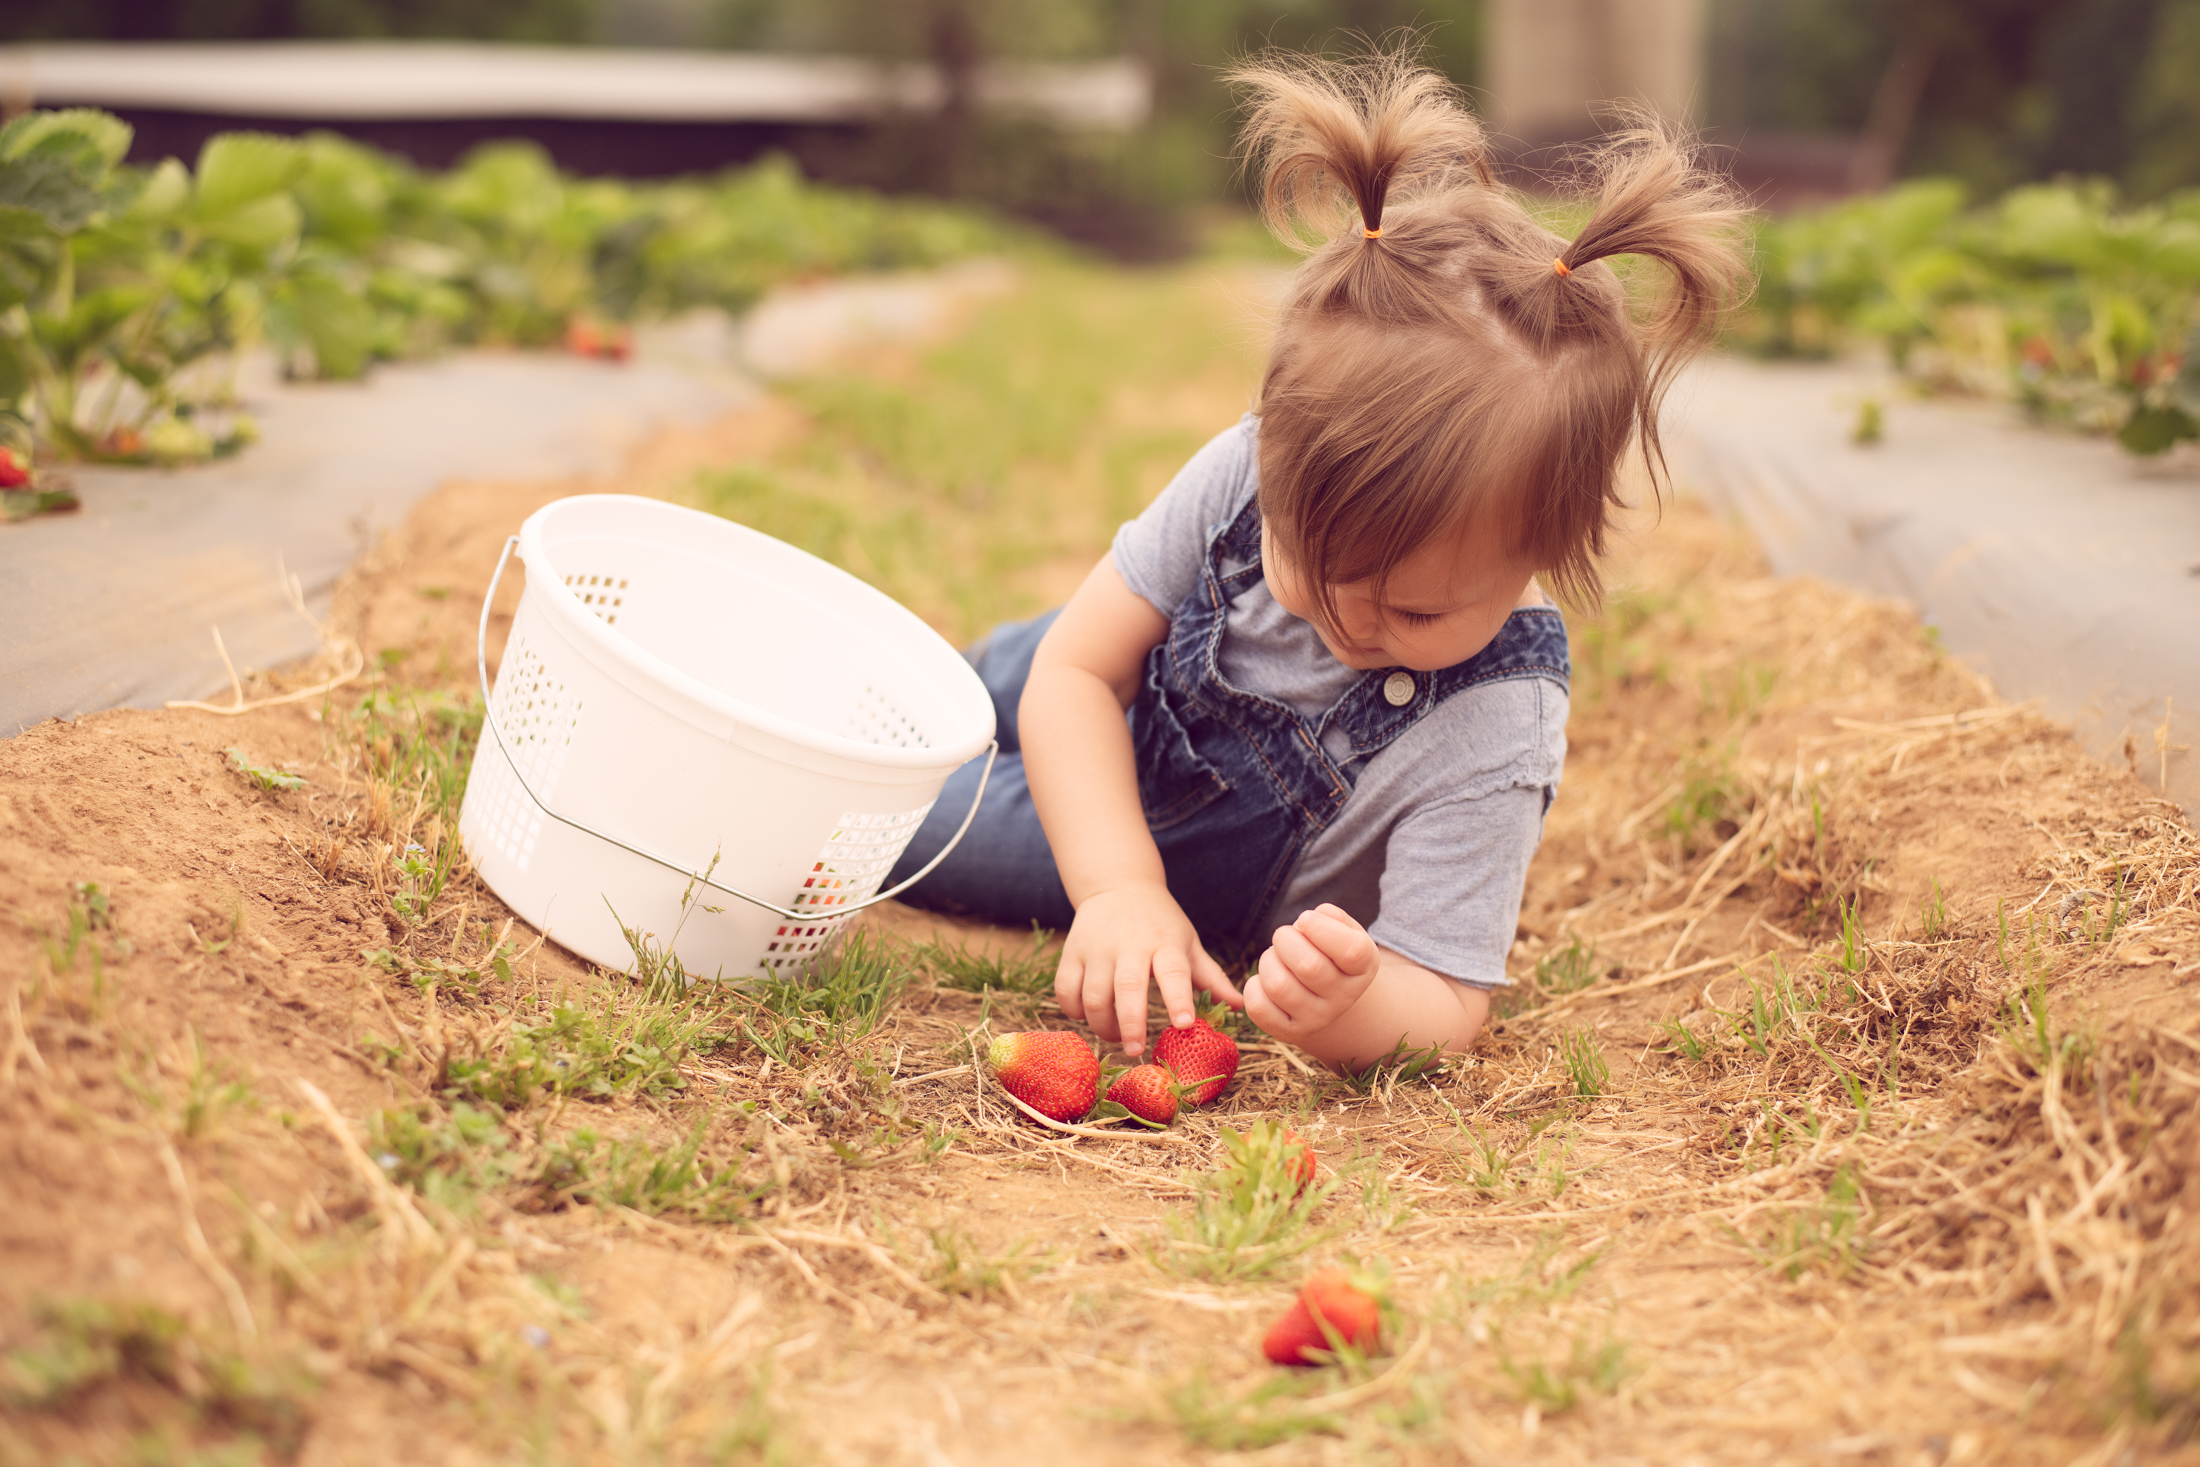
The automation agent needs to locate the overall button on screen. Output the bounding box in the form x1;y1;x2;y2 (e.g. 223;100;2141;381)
1382;671;1416;707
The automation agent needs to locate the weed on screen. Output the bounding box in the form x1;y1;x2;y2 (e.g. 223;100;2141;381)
441;991;707;1110
126;1029;254;1141
1749;1163;1869;1280
1664;746;1746;852
224;747;304;793
1498;1329;1633;1413
920;928;1056;997
1558;1029;1609;1099
337;686;481;925
1459;1238;1604;1309
1838;895;1868;973
1500;935;1601;1015
524;1121;768;1222
1168;1372;1343;1450
1656;1015;1708;1063
368;1102;514;1211
1921;878;1948;941
2001;963;2092;1075
367;942;516;997
733;930;911;1065
0;1299;310;1454
915;1226;1044;1300
1334;1036;1447;1094
1159;1120;1341;1282
1460;1124;1517;1194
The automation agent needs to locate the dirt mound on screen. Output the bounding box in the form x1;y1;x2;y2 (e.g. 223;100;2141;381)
2;404;2197;1466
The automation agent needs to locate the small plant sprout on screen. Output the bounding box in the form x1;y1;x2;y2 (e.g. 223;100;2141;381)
225;747;305;792
1838;895;1868;973
1498;1329;1634;1413
1558;1028;1609;1099
1656;1015;1707;1063
1748;1163;1869;1281
1920;878;1948;941
1335;1035;1447;1094
1534;935;1600;1001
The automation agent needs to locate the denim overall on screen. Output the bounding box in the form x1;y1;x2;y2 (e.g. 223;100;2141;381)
886;491;1571;961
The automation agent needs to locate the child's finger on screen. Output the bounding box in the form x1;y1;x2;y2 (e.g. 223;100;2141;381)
1254;945;1312;1022
1114;953;1153;1056
1152;947;1197;1032
1054;954;1087;1023
1082;961;1122;1042
1271;924;1343;990
1192;947;1245;1006
1293;907;1376;976
1244;972;1294;1034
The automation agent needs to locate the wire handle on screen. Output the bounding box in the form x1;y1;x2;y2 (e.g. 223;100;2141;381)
473;534;996;924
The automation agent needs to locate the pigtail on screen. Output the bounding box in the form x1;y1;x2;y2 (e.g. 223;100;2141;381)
1496;118;1752;499
1225;47;1492;320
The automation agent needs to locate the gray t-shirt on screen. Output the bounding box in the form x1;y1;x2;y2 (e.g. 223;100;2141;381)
1110;418;1568;988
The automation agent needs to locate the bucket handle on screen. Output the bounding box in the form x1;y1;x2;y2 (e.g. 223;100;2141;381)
474;534;998;924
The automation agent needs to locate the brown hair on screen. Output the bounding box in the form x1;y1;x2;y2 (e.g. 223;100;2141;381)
1225;46;1750;617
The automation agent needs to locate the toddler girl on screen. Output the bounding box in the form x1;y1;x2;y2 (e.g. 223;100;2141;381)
885;49;1746;1070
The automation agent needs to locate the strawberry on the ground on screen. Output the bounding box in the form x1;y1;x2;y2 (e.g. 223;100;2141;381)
1104;1064;1178;1126
985;1031;1099;1122
1262;1267;1384;1365
565;316;603;356
1279;1126;1318;1195
1153;1007;1240;1106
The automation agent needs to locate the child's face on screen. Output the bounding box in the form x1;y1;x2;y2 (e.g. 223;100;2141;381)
1261;514;1541;673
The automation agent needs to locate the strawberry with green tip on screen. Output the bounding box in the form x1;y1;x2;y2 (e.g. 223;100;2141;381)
1262;1267;1385;1365
1153;1004;1240;1106
985;1031;1099;1122
1102;1064;1179;1127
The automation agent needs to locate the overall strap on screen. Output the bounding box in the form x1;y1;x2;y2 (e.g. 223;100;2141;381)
1321;606;1571;759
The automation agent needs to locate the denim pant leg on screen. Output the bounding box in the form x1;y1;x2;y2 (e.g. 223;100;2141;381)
884;608;1075;928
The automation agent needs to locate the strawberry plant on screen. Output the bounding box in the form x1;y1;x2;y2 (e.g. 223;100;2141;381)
0;108;998;504
1743;176;2200;454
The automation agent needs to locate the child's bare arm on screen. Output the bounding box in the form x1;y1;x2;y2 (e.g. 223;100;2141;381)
1244;904;1490;1064
1021;556;1243;1056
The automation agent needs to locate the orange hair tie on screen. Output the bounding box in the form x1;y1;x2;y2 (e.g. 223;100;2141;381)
1363;225;1383;239
1551;256;1572;277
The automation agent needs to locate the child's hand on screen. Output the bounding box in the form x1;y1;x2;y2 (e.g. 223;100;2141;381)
1056;881;1243;1057
1245;903;1379;1041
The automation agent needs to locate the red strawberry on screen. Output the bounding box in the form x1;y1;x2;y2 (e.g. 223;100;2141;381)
0;449;27;489
1262;1268;1383;1365
565;316;602;357
986;1031;1099;1122
1153;1012;1239;1106
1280;1126;1317;1195
1104;1064;1178;1126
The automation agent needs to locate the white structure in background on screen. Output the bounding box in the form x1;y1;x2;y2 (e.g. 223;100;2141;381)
0;43;1151;131
1483;0;1703;144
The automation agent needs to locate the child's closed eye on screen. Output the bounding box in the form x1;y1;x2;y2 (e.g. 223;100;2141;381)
1388;609;1448;628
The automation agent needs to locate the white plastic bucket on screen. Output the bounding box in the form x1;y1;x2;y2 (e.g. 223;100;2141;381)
456;494;997;980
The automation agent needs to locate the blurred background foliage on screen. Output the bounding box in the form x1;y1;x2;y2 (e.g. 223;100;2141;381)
7;0;2200;469
9;0;2200;206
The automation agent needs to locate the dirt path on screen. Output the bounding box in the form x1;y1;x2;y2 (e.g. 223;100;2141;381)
3;396;2197;1467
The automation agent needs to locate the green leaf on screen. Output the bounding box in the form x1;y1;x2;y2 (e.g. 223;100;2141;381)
126;158;192;224
200;193;302;255
0;156;108;234
0;110;132;169
192;132;305;222
2117;403;2198;456
0;333;29;407
271;265;376;379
